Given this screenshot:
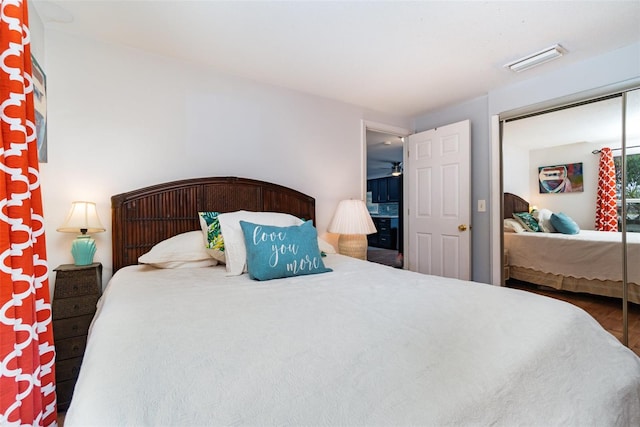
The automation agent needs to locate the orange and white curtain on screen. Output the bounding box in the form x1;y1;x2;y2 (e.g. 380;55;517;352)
595;147;619;232
0;0;57;425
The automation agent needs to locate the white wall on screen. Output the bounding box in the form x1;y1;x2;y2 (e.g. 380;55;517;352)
502;144;529;198
40;30;409;284
27;1;43;61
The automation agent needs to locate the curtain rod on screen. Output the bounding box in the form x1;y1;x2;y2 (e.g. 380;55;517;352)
592;145;640;154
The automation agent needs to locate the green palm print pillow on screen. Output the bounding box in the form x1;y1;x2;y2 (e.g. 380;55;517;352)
198;211;226;263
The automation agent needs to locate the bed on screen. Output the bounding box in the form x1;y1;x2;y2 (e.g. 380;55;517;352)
63;178;640;426
503;192;640;304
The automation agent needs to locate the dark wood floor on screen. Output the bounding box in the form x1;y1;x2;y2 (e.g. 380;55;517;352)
367;247;402;268
508;280;640;356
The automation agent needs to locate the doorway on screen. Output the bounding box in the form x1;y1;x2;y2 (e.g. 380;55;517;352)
363;122;409;268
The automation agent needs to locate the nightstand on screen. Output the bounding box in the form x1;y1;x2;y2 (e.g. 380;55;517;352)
52;263;102;411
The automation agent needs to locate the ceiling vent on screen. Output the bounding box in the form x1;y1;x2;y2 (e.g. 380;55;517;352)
505;44;565;72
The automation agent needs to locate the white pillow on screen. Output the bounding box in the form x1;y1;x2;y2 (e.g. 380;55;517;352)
138;231;217;269
217;211;304;276
533;208;556;233
504;218;526;233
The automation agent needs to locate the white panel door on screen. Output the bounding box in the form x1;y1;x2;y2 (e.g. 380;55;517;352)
407;120;471;280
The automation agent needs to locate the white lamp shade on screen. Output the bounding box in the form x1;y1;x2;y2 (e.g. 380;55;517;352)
328;199;377;235
57;201;106;234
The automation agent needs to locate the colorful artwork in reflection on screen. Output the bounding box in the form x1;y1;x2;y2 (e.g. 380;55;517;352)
538;162;583;193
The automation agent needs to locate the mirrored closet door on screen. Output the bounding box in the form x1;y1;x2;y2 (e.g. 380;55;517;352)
502;87;639;353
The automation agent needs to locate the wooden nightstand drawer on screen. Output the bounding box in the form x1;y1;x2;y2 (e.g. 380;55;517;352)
53;314;94;340
52;295;99;320
54;263;102;298
56;334;88;360
56;356;83;382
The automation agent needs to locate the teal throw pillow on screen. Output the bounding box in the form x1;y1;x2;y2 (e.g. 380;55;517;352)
239;220;332;281
550;212;580;235
512;212;540;232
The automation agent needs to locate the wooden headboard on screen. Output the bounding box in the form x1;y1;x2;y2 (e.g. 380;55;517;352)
111;177;316;273
503;193;530;219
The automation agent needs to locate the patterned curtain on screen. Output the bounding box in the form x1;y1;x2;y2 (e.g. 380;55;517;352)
0;1;57;425
595;147;619;232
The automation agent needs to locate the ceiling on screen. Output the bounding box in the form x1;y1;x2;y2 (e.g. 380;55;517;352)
33;1;640;118
366;130;404;179
503;93;640;151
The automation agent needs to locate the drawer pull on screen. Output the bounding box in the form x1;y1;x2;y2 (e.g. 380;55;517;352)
72;325;78;331
73;285;79;291
72;345;79;352
73;304;80;310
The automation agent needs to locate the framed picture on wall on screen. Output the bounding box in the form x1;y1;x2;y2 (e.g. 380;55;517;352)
31;54;47;163
538;162;583;193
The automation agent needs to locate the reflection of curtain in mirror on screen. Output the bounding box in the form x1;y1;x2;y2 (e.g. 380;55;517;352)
0;1;57;425
595;147;618;231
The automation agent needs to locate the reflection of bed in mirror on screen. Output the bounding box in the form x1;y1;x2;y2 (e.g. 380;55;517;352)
503;192;640;304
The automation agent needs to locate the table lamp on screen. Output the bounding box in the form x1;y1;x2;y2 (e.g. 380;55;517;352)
328;199;377;260
57;201;106;266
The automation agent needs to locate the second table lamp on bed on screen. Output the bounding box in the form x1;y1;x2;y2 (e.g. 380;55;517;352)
57;201;106;266
328;199;377;260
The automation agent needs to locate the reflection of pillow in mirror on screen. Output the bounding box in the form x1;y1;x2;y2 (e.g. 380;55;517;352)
551;212;580;235
513;212;540;232
504;218;526;233
533;208;556;233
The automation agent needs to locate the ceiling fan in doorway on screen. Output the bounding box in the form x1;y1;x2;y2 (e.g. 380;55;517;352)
368;160;403;178
391;161;403;177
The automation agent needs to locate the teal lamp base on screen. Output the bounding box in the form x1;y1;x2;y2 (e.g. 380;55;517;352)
71;235;97;266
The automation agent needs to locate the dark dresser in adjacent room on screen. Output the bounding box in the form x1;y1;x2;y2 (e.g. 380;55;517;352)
52;263;102;411
368;216;398;249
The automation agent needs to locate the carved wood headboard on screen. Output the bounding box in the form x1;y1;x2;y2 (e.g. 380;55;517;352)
503;192;530;219
111;177;316;273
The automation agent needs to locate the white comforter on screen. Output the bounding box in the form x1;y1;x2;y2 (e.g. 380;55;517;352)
504;229;640;282
65;255;640;426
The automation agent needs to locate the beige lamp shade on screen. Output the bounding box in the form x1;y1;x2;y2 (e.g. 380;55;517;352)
328;199;376;260
57;201;106;234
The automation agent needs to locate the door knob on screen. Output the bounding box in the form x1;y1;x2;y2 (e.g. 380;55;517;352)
458;224;468;232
